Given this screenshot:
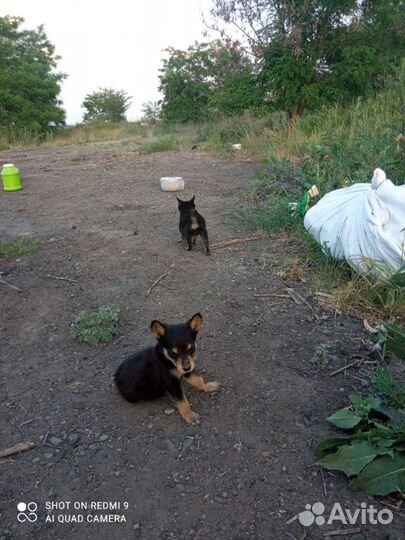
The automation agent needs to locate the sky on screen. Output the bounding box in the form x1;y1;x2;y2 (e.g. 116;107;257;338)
1;0;215;124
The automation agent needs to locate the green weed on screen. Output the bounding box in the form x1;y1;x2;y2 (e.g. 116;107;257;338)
70;305;120;346
0;239;42;259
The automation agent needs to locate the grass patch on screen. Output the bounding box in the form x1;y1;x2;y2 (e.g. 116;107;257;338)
139;137;180;154
0;239;42;260
70;304;120;346
246;159;305;234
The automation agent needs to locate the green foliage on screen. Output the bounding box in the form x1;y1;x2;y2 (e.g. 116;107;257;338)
246;160;304;234
327;408;362;430
159;40;263;123
383;323;405;362
70;305;120;346
139;137;180;154
141;101;161;123
310;343;330;367
373;367;405;409
317;390;405;495
211;0;405;118
320;441;379;476
348;454;405;495
82;88;132;123
0;16;65;136
0;238;42;259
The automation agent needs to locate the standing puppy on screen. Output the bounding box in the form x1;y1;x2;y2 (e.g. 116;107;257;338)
114;313;220;425
177;195;210;255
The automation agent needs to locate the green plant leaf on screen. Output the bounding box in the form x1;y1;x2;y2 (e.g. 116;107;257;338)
349;394;381;414
349;452;405;495
384;323;405;361
320;442;378;476
327;408;362;429
315;437;353;457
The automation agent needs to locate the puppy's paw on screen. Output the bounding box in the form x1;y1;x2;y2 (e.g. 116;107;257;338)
204;381;221;393
184;411;201;425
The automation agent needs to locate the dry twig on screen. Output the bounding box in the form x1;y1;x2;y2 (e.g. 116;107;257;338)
329;359;363;377
0;277;22;292
0;441;36;459
210;234;264;250
46;274;79;284
146;272;170;297
18;417;42;428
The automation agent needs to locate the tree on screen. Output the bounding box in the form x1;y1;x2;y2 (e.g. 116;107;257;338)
82;88;132;123
208;0;405;120
159;40;262;122
141;101;161;123
0;16;66;133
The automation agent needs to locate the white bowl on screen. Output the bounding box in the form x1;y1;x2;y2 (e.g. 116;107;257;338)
160;176;184;192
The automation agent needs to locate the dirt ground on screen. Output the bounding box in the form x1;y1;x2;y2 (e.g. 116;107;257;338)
0;144;403;540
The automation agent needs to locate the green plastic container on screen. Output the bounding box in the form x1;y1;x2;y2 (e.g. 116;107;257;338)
1;163;23;192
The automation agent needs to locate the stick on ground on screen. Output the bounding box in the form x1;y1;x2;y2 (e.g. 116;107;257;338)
329;359;362;377
210;234;264;250
146;272;170;297
0;441;36;459
46;274;79;284
0;277;22;293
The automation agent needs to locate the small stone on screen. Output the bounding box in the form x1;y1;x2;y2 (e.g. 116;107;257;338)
68;433;80;445
99;434;109;442
48;237;57;243
282;466;288;472
182;438;194;450
49;436;62;446
32;457;40;464
133;523;140;530
48;334;58;345
164;408;175;416
44;452;53;458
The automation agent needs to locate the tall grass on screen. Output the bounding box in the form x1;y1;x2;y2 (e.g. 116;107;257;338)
246;73;405;192
245;63;405;320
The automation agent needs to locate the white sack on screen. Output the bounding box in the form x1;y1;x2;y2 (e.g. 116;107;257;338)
304;169;405;277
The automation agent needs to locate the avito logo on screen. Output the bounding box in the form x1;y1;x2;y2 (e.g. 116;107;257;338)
297;501;393;527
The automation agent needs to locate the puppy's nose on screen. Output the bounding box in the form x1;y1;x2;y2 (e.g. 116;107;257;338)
182;359;191;372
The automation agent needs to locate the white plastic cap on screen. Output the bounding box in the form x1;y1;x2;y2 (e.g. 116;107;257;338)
3;163;14;167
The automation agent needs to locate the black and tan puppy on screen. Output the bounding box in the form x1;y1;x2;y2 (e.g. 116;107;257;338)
114;313;219;425
177;195;210;255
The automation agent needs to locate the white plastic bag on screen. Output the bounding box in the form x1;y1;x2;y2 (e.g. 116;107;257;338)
304;169;405;277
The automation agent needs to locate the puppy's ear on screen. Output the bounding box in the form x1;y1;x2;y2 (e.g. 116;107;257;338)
151;320;167;339
176;197;184;207
187;312;203;332
190;194;195;206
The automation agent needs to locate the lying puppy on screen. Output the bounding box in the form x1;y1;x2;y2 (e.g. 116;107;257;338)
114;313;219;425
177;195;210;255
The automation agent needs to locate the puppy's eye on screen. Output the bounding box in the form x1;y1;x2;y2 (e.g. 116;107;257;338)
170;350;178;358
187;344;195;353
